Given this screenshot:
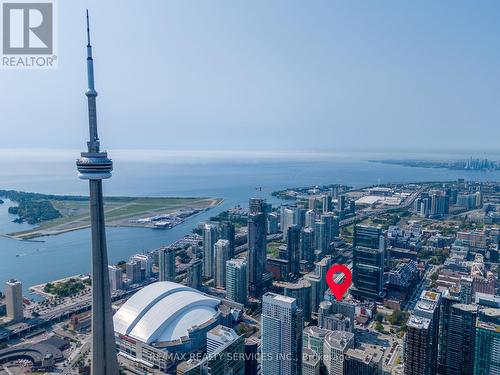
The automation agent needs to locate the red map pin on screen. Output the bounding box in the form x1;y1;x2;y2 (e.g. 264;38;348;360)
326;264;352;301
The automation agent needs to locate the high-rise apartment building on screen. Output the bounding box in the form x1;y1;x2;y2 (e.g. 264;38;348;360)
206;326;245;375
261;293;303;375
438;303;478;375
159;247;176;282
323;330;354;375
267;213;279;234
305;209;316;228
187;259;203;290
303;326;330;358
281;207;295;235
131;253;153;278
438;291;461;373
203;224;218;278
322;195;332;213
108;266;123;292
405;291;441;375
287;225;301;277
300;227;315;267
273;279;312;322
247;200;267;298
344;346;383;375
473;308;500;375
126;260;142;284
304;273;322;314
219;221;235;259
214;239;230;288
302;348;321;375
5;279;23;323
226;258;247;304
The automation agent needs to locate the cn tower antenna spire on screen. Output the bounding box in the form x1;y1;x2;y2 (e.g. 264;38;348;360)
85;10;99;152
76;10;118;375
86;9;91;46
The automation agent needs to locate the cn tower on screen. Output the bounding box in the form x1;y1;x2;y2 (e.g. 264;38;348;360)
76;11;119;374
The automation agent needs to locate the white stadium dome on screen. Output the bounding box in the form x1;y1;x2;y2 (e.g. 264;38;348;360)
114;281;221;344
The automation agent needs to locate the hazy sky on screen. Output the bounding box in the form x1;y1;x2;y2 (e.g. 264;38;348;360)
1;0;499;154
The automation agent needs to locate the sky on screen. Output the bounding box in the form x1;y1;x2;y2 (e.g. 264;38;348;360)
1;0;499;155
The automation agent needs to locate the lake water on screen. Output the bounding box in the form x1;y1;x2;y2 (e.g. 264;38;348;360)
0;151;499;294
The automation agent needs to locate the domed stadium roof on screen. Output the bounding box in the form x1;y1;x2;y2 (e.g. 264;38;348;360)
114;281;220;344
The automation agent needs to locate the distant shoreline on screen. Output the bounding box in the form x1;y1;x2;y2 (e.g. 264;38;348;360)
369;159;500;172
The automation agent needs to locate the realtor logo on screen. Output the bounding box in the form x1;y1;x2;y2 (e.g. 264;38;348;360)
1;1;57;68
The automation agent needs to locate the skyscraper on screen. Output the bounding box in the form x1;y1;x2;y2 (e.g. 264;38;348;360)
286;225;301;277
131;253;153;278
108;266;123;292
314;220;327;254
318;300;355;333
430;192;450;218
126;260;142;284
320;214;334;253
273;279;312;322
249;197;269;214
305;209;316;229
322;195;332;213
261;293;303;375
438;290;461;373
203;224;218;278
353;224;384;249
267;213;279;234
226;258;247;304
337;194;346;214
438;303;477;375
244;338;260;375
75;12;118;374
247;199;267;298
4;279;23;323
219;221;236;259
206;326;245;375
214;239;230;288
303;326;330;358
187;259;203;290
179;326;245;375
304;273;322;314
351;245;385;301
314;256;332;304
302;348;321;375
281;207;295;234
300;227;315;267
405;291;441;375
159;247;176;282
323;330;354;375
351;225;385;301
473;308;500;375
344;346;383;375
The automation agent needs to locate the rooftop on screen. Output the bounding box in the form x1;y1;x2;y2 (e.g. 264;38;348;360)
263;292;296;305
420;290;440;302
407;315;431;330
346;345;383;366
324;330;354;350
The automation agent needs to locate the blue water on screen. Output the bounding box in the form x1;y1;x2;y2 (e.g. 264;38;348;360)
0;154;499;294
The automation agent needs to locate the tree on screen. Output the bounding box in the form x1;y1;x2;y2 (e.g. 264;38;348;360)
375;321;384;333
386;310;409;326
